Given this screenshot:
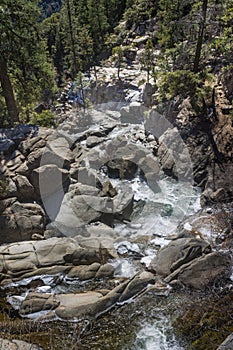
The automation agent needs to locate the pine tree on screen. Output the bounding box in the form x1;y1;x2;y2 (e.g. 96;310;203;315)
157;0;192;50
59;0;94;78
104;0;127;29
141;38;154;83
65;0;81;76
87;0;109;52
42;13;65;86
0;57;19;124
156;0;226;71
112;46;124;80
193;0;208;72
0;0;55;125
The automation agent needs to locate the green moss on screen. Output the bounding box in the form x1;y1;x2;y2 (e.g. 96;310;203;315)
189;327;233;350
173;291;233;350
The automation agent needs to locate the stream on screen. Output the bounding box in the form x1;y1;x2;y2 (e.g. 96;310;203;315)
1;104;231;350
5;173;201;349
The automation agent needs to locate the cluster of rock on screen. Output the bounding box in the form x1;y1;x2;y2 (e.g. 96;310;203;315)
163;91;233;204
18;271;156;321
0;234;117;282
0;110;162;243
0;72;232;348
1;203;232;320
149;237;231;289
1;231;231;323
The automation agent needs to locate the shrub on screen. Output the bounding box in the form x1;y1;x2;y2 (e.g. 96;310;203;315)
29;110;57;128
157;70;213;108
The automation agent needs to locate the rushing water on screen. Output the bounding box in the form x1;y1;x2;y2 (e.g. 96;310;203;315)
3;116;205;349
132;318;184;350
5;173;201;349
114;176;201;237
133;318;185;350
112;177;201;350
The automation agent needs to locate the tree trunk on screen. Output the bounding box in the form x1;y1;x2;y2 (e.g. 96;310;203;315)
117;65;121;80
147;67;150;84
0;57;19;124
96;6;105;44
67;0;78;76
93;65;98;83
193;0;208;73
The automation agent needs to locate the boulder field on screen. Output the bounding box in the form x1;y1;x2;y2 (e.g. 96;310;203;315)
0;93;232;348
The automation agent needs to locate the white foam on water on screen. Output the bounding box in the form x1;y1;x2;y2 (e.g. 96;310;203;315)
140;256;154;268
115;241;141;255
7;294;27;310
2;274;62;289
36;285;52;293
133;318;185;350
111;258;138;278
114;176;201;238
150;237;169;247
183;222;193;231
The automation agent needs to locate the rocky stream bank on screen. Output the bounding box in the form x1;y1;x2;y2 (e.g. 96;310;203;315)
0;71;233;349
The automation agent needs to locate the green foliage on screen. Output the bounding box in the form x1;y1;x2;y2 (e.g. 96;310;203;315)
0;0;56;122
112;46;124;59
158;70;199;99
87;0;109;50
209;4;233;60
157;70;213;106
0;94;7;127
0;0;231;124
138;78;146;87
45;0;127;82
112;45;125;79
124;0;158;28
141;38;155;82
155;0;233;71
62;12;93;74
16;43;56;106
104;0;127;29
42;13;65;84
28;110;57;127
19;102;57;127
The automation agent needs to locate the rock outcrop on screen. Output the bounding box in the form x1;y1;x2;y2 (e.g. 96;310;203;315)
0;236;116;281
165;251;232;289
18;272;156;321
150;237;231;289
0;200;46;243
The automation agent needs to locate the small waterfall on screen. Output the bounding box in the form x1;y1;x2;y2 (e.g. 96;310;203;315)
113;175;201;238
133;317;186;350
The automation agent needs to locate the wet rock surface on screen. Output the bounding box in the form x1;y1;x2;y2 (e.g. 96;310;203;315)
16;272;156;321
